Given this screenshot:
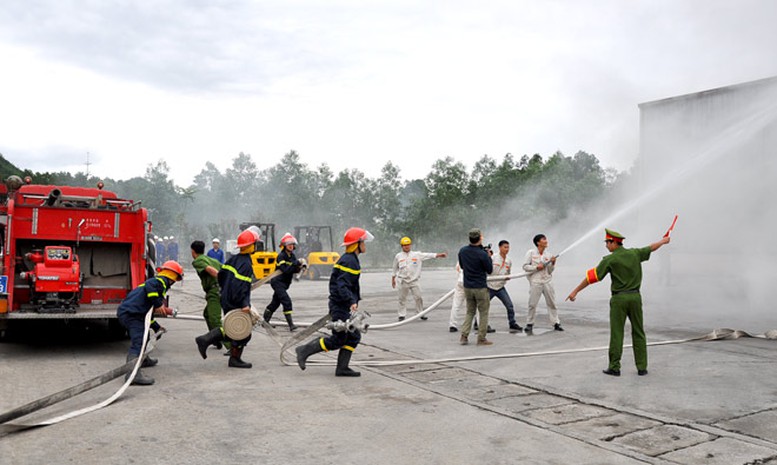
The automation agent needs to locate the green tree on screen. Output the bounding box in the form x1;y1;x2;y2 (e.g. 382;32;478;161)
372;162;402;233
261;151;322;229
224;152;260;216
425;156;470;208
4;148;624;268
406;157;474;245
133;160;189;234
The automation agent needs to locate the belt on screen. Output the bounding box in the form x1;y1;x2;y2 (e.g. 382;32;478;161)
612;289;640;296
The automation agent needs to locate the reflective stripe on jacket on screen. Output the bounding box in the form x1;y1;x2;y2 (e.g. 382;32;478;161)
219;254;254;310
329;252;361;306
117;277;169;316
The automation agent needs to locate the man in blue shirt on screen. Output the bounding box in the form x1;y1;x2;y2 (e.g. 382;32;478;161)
167;236;179;262
155;236;166;263
207;238;225;264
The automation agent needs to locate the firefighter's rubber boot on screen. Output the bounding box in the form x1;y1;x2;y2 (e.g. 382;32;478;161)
195;328;223;360
228;346;252;369
335;349;361;377
141;355;158;368
284;313;298;332
263;309;277;328
125;355;154;386
295;339;324;370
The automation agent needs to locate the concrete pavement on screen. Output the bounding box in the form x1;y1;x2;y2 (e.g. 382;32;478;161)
1;268;776;464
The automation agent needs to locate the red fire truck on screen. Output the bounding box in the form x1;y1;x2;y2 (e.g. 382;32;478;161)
0;175;155;335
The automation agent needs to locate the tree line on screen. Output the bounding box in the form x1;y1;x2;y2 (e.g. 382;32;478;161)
0;150;628;266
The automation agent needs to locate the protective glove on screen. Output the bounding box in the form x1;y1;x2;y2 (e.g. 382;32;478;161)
154;325;167;340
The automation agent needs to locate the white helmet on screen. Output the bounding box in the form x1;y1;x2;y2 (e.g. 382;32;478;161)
280;233;298;247
247;226;262;241
212;238;220;243
170;236;175;240
164;236;170;240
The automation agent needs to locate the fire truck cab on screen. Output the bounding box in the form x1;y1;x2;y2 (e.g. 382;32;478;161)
0;175;155;334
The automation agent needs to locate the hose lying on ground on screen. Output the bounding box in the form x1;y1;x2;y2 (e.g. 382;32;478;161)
2;317;774;434
0;311;156;434
4;268;774;436
288;327;777;368
0;270;282;434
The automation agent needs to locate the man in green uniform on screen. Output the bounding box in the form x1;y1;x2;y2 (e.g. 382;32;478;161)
566;229;670;376
191;240;224;349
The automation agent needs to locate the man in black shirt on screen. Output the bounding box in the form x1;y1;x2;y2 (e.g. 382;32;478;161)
457;228;494;346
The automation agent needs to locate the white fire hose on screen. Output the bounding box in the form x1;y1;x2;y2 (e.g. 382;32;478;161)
5;264;774;436
276;268;777;368
1;310;157;434
369;271;531;330
0;270;285;435
292;327;777;368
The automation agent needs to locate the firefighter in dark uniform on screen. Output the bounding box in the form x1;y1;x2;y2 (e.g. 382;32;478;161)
195;228;258;369
566;229;670;376
295;227;374;377
263;232;306;331
116;260;182;386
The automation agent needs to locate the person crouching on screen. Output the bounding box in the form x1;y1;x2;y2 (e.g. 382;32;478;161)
117;260;182;386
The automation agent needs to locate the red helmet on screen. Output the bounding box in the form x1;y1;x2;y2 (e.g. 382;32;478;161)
340;227;375;247
156;260;184;281
237;229;258;248
280;233;297;247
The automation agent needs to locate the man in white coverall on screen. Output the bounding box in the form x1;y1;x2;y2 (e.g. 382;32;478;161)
392;236;447;321
522;234;563;332
448;262;465;332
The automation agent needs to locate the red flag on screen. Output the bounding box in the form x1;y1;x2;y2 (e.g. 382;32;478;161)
664;215;678;238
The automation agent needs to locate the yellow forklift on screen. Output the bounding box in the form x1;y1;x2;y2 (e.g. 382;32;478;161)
239;222;277;280
293;226;340;280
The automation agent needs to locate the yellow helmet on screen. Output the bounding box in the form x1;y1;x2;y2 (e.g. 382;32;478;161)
400;236;412;246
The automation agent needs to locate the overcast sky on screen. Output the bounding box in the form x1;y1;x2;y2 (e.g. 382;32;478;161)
1;0;776;186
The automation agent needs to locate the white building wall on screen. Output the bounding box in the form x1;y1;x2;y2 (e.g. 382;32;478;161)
638;76;777;259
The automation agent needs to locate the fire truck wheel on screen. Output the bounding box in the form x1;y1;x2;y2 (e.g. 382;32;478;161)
0;320;14;341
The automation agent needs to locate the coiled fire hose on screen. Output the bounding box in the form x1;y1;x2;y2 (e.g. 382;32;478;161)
0;271;287;434
2;215;683;432
4;266;775;436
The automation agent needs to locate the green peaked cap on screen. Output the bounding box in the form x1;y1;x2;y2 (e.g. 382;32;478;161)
605;228;625;240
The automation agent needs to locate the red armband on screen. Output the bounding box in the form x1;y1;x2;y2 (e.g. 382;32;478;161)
586;268;599;284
